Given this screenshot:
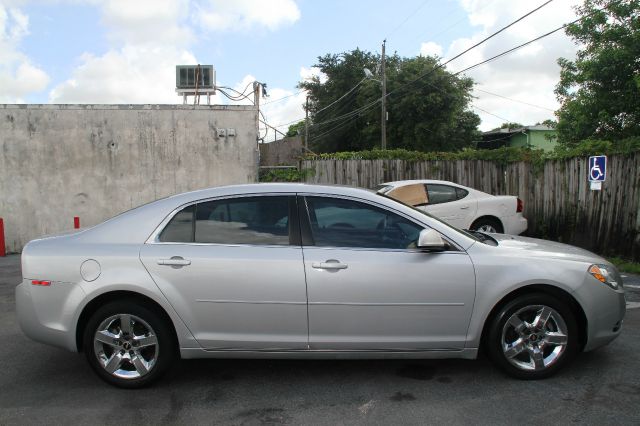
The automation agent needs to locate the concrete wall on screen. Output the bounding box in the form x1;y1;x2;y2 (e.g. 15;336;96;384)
259;136;304;166
0;104;258;252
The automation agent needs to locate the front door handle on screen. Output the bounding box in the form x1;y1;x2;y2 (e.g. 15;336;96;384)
312;260;348;270
460;205;470;210
157;257;191;267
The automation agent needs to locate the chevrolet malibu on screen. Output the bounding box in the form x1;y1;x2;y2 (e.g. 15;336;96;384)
16;183;625;388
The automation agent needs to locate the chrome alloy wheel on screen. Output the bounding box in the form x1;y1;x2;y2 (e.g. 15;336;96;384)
501;305;569;371
477;224;497;233
93;314;159;379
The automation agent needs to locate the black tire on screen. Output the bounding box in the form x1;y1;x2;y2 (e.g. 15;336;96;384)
471;217;503;233
83;300;176;388
486;293;578;380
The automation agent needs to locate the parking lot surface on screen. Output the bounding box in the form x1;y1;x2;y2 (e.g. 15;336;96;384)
1;254;639;425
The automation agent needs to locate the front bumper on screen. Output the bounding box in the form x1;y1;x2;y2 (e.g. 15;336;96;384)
573;277;626;352
16;279;85;352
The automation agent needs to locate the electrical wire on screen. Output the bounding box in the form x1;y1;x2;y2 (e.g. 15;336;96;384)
387;0;555;100
314;78;368;116
262;90;305;105
474;87;556;111
385;0;433;40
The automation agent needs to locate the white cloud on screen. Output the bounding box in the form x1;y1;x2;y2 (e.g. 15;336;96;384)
0;5;50;102
101;0;194;45
49;46;198;103
427;0;582;130
48;0;302;104
195;0;300;32
420;41;443;58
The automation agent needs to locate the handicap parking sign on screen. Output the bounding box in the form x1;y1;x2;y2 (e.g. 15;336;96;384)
588;155;606;182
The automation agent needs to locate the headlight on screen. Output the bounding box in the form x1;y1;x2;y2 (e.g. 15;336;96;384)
588;264;622;289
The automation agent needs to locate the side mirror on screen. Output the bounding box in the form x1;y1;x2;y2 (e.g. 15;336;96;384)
417;229;447;252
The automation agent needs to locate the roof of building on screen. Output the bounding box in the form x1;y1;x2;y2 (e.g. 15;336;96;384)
482;124;555;136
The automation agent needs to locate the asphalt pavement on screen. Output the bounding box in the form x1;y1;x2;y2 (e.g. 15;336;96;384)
1;254;639;425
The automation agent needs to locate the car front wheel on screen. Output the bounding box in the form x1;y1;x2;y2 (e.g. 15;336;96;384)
83;301;175;388
487;293;578;379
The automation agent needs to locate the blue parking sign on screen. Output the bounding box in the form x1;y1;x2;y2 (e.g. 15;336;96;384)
588;155;606;182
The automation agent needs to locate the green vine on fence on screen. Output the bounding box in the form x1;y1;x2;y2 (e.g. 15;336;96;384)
303;138;640;166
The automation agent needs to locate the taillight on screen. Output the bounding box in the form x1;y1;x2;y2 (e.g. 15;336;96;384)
516;198;524;213
31;280;51;286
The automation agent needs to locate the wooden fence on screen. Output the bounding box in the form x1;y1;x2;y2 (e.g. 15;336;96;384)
301;153;640;261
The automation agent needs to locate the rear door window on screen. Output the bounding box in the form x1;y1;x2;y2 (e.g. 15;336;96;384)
158;196;292;245
426;184;460;204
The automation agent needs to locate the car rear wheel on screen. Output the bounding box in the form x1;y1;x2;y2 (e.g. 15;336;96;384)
83;301;175;388
486;293;578;379
471;217;503;233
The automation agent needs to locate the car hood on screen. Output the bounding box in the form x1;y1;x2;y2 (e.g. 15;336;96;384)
488;234;606;263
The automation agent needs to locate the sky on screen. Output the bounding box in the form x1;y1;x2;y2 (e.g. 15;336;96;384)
0;0;583;139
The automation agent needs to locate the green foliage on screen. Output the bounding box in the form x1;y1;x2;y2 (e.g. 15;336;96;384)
491;122;525;131
305;137;640;164
556;0;640;145
609;257;640;275
286;121;306;137
298;49;480;153
259;167;312;182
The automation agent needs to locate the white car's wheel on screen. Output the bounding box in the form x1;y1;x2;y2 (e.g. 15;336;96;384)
471;217;503;233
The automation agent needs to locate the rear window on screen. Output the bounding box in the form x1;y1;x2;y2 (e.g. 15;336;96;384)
158;196;290;245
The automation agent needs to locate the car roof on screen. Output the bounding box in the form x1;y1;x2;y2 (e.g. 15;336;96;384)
381;180;469;189
71;183;476;249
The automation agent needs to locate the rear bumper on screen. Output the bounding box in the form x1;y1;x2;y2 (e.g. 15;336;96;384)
502;214;528;235
16;279;84;352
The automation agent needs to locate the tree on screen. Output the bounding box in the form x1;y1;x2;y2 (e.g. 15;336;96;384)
491;122;525;131
555;0;640;144
298;49;480;152
286;121;305;137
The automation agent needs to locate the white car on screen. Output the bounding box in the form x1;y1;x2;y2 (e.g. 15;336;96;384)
377;180;527;234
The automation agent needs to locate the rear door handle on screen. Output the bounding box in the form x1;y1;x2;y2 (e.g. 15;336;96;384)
460;205;470;210
312;261;348;270
157;257;191;266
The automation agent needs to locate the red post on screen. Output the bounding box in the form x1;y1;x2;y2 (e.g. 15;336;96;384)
74;216;80;229
0;218;5;257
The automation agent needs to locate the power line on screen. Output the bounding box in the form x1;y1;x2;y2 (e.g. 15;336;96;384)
314;78;367;116
474;87;556;111
387;0;555;102
385;0;433;40
262;90;305;106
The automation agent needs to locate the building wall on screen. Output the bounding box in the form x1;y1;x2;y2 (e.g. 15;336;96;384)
0;104;258;252
259;136;304;166
510;130;558;151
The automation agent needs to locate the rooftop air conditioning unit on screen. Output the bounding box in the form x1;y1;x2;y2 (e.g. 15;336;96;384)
176;65;215;90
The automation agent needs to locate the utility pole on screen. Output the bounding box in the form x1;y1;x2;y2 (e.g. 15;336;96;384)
381;39;387;150
254;82;261;143
305;96;309;151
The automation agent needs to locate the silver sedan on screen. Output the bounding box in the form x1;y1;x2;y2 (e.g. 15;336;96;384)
16;183;625;387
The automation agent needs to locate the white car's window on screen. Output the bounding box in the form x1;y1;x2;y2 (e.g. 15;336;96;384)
305;197;423;249
386;183;429;207
426;184;459;204
159;196;290;245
